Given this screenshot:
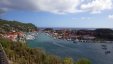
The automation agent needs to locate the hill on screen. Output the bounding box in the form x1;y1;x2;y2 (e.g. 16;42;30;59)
0;19;37;33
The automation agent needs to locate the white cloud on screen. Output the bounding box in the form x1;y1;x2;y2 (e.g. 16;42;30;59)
0;8;7;14
36;0;81;14
81;17;90;20
108;15;113;19
0;0;113;14
81;0;113;14
72;17;91;20
0;0;81;14
72;18;78;20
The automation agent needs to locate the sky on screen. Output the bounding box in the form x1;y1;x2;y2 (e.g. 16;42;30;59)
0;0;113;28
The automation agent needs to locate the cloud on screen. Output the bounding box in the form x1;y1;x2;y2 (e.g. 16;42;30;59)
0;0;113;14
0;9;4;14
0;0;81;14
72;17;91;20
0;8;7;14
81;0;113;14
108;15;113;19
81;17;90;20
36;0;82;14
0;0;37;10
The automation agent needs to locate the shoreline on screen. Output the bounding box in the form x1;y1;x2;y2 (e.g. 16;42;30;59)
45;32;113;43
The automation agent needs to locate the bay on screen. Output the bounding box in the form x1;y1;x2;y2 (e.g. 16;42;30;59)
27;32;113;64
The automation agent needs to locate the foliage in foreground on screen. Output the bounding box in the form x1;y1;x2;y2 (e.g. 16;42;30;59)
0;38;91;64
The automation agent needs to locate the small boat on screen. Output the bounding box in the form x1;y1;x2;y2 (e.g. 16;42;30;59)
102;47;107;50
101;44;107;47
73;41;76;43
105;51;111;54
26;35;35;40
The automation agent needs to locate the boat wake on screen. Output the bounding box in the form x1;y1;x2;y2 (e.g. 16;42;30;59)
52;42;66;48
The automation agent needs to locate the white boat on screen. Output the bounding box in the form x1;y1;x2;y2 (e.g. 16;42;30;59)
26;35;35;40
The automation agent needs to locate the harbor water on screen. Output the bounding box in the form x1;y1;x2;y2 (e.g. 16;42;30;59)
27;32;113;64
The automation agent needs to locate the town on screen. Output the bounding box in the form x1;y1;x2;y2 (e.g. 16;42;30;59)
43;28;113;43
0;19;38;43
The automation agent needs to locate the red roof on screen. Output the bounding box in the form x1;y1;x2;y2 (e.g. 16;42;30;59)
7;32;24;36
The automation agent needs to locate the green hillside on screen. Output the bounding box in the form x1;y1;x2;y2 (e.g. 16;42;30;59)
0;19;37;33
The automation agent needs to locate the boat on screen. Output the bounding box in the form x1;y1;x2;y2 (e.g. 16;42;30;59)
73;39;80;43
105;51;111;54
73;40;76;43
102;47;107;50
101;44;107;47
26;35;35;40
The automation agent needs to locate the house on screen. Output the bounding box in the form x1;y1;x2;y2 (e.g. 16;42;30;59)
82;35;96;40
4;32;26;42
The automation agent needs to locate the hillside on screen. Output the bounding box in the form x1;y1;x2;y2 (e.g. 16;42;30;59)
0;19;38;33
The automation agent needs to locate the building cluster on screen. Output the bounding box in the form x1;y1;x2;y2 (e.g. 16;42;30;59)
43;29;96;41
0;31;26;43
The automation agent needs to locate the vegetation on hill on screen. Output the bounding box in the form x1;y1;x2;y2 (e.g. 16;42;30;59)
0;38;91;64
0;19;38;33
95;29;113;41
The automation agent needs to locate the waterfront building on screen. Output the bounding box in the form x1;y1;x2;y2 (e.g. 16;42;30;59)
4;32;26;43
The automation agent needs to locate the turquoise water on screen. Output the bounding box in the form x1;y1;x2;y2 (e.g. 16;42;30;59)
27;32;113;64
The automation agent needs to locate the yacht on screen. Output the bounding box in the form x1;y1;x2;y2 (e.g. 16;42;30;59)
26;35;35;40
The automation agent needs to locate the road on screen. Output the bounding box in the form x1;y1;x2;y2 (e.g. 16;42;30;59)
0;44;9;64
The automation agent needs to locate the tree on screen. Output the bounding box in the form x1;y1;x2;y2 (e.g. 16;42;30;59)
63;57;74;64
95;29;113;41
75;58;91;64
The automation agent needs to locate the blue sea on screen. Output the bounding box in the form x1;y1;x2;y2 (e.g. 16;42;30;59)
27;32;113;64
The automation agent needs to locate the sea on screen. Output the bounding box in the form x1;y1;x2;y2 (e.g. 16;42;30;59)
27;31;113;64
